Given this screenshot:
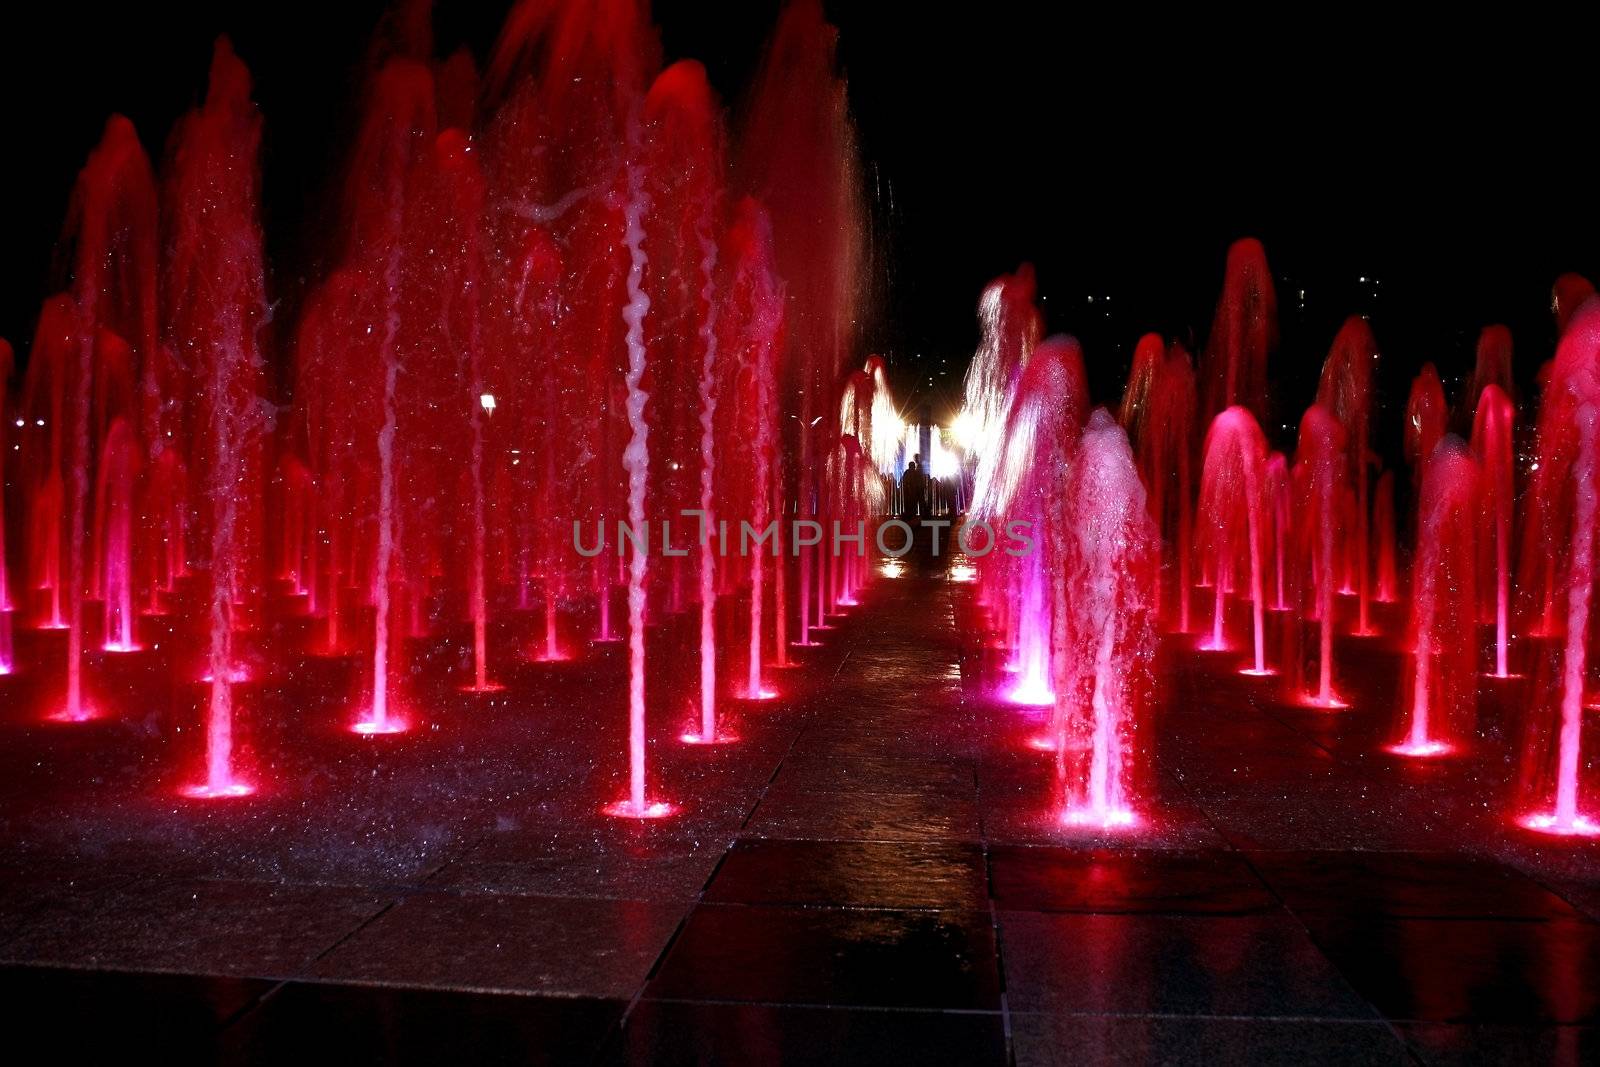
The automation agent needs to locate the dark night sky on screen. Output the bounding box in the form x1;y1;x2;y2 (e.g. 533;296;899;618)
3;2;1597;458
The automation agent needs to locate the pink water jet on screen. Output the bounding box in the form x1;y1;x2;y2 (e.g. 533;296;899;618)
0;339;12;674
973;335;1087;705
1374;470;1399;603
737;0;868;657
1120;336;1197;631
1201;238;1277;426
163;43;272;798
45;113;160;724
94;418;140;652
1404;363;1446;494
1553;274;1595;337
1519;299;1600;834
1053;410;1158;829
1265;452;1291;612
1292;405;1348;708
1472;385;1515;678
1461;325;1515;424
1197;406;1269;674
1317;317;1379;636
1391;436;1478;758
722;201;784;720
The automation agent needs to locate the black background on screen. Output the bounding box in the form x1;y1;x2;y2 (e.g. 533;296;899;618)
3;2;1596;460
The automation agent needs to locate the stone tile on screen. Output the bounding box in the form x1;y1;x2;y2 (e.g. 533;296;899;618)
603;1000;1005;1065
1249;850;1588;920
991;845;1277;914
648;903;999;1010
1304;916;1600;1024
1012;1014;1409;1066
223;980;624;1065
0;879;390;978
705;839;986;910
1000;911;1375;1018
312;892;682;997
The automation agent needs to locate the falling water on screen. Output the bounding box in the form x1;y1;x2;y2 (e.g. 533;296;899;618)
1392;436;1478;757
1198;406;1269;674
1055;410;1157;828
1472;385;1515;678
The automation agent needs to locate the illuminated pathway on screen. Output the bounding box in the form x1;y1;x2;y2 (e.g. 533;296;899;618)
1;557;1599;1061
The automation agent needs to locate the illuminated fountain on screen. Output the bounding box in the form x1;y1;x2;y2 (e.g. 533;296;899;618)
343;59;438;736
162;40;270;796
1404;363;1446;498
94;418;140;653
1519;299;1600;835
723;198;784;718
974;336;1088;706
13;0;1600;867
1054;410;1157;828
19;300;74;632
1197;406;1270;675
1120;335;1197;630
1374;470;1399;603
1317;316;1379;636
1201;237;1276;426
1391;436;1479;758
39;113;160;723
1472;385;1515;678
1462;325;1515;424
1291;405;1348;708
0;339;11;673
738;0;868;651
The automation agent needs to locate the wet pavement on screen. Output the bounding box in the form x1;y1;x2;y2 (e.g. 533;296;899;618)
0;554;1597;1063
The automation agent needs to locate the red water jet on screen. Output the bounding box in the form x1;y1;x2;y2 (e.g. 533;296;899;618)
1391;436;1478;758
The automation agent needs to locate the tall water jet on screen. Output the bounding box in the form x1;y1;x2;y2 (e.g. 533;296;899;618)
1197;406;1270;674
1472;385;1515;677
1202;237;1277;426
737;0;867;652
19;299;75;631
606;127;669;818
0;339;12;672
720;200;784;715
1374;469;1399;603
441;133;497;693
974;336;1087;706
163;39;270;793
1461;325;1514;425
1404;363;1446;496
1391;436;1479;757
52;115;159;722
1519;300;1600;835
483;0;659;655
1054;410;1157;828
964;266;1044;627
637;60;726;723
1317;316;1379;635
1264;452;1291;611
1121;336;1197;630
1293;405;1348;707
1553;273;1595;337
94;418;140;652
343;59;439;734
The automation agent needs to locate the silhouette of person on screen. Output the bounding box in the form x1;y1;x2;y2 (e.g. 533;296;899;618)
901;456;927;519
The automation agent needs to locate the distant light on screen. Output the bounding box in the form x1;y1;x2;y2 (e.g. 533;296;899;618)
479;393;496;413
